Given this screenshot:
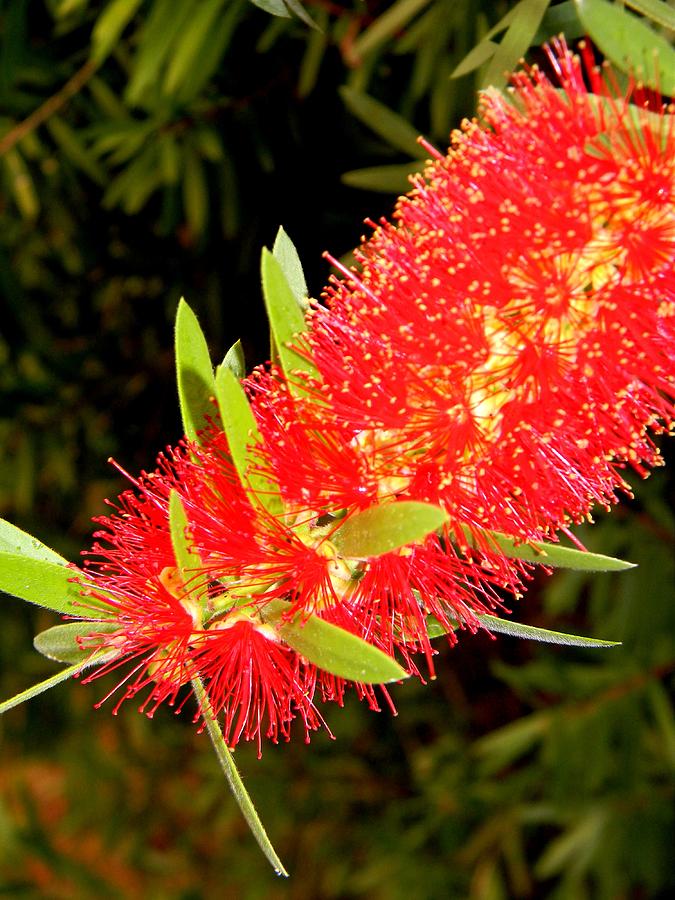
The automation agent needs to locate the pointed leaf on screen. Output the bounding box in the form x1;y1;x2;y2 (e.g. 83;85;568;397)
262;600;408;683
33;622;122;665
575;0;675;94
214;364;282;514
332;501;448;559
169;490;202;572
91;0;143;63
273;226;308;309
341;161;425;193
481;0;550;91
191;676;288;876
175;298;216;443
1;662;91;716
222;339;246;379
249;0;291;17
261;248;318;383
339;87;428;158
349;0;433;62
0;552;85;615
477;615;620;647
624;0;675;31
0;518;67;565
463;527;635;572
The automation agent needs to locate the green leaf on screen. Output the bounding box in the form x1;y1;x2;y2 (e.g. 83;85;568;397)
0;552;84;615
477;614;621;647
169;491;202;572
575;0;675;94
0;518;67;565
463;527;636;572
282;0;319;30
348;0;433;62
91;0;143;63
624;0;675;31
248;0;291;17
213;364;281;515
533;0;585;44
451;39;498;79
175;298;216;443
339;87;428;158
481;0;551;91
272;226;308;309
262;600;408;683
183;142;209;238
332;501;448;559
0;661;93;716
33;622;121;665
191;676;288;876
341;161;426;193
46;117;107;185
222;340;246;380
163;0;227;95
260;248;317;382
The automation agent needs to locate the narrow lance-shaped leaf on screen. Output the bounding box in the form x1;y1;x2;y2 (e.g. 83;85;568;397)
462;526;635;572
480;0;550;91
175;298;216;443
214;364;282;516
0;552;88;616
261;248;318;384
0;517;67;564
575;0;675;94
339;87;429;159
169;490;203;573
222;339;245;379
332;500;448;559
261;600;408;683
273;226;308;309
0;662;95;716
33;622;122;665
191;676;289;877
477;614;621;647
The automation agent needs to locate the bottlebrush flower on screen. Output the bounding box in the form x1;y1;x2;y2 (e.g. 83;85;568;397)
304;39;674;545
75;460;327;753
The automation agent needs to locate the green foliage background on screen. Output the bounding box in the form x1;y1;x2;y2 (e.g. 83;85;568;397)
0;1;673;897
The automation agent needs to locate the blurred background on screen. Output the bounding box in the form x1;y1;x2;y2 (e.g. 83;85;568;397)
0;1;673;897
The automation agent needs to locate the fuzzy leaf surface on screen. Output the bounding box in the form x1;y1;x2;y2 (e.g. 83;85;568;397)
0;553;85;615
262;600;408;683
332;501;448;559
175;298;215;443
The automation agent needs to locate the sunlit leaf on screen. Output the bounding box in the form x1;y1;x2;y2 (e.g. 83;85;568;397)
0;518;67;565
260;248;317;382
175;298;216;443
575;0;675;93
214;364;282;514
332;501;448;559
273;226;308;309
262;600;408;683
169;490;202;572
222;340;246;379
0;552;84;615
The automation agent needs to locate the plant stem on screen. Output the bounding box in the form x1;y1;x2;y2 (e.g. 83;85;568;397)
191;676;289;877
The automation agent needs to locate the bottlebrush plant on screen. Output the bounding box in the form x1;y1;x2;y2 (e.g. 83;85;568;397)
1;40;673;875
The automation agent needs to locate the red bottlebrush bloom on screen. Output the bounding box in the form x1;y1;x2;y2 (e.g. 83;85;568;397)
76;459;327;753
304;40;674;543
